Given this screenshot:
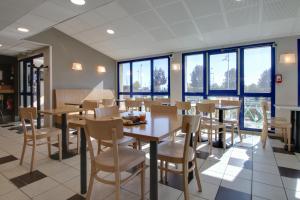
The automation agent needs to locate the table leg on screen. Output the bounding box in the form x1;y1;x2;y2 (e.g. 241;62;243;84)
150;141;158;200
213;109;229;148
50;113;77;160
188;133;194;181
295;111;300;152
80;127;87;194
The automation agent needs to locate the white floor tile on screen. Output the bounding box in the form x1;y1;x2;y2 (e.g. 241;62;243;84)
252;181;287;200
0;189;30;200
21;177;58;197
32;185;75;200
253;171;283;187
221;175;252;194
282;177;300;192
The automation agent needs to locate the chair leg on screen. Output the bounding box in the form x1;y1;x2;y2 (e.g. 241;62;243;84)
20;140;26;165
160;160;164;183
194;160;202;192
223;131;226;150
164;162;168;184
58;134;62;161
97;140;101;155
140;162;145;200
183;164;190;200
77;128;80;154
30;141;36;173
231;125;234;145
287;128;291;152
86;171;95;200
47;137;51;157
261;125;268;149
115;171;121;200
237;126;242;142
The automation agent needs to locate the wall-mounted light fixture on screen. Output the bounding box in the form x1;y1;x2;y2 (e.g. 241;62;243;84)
172;63;181;71
97;65;106;73
279;53;296;64
72;62;83;71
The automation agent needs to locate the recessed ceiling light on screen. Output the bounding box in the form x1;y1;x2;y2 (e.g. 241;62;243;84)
17;27;29;32
106;29;115;35
0;44;2;47
70;0;86;5
235;0;243;2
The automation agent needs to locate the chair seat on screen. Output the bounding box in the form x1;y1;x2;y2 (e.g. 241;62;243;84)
223;118;238;125
27;128;60;139
95;147;145;172
101;136;135;147
157;141;194;163
268;119;291;128
200;120;225;130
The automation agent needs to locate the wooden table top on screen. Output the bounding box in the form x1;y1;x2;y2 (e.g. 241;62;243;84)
65;100;100;106
215;105;240;110
275;105;300;111
39;107;84;115
70;111;182;142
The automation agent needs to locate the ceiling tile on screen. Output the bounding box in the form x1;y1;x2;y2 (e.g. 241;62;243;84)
32;1;76;22
77;11;107;27
15;14;55;32
260;18;294;37
117;0;151;15
195;14;226;33
226;6;259;27
170;20;198;37
94;1;128;22
133;10;164;30
223;0;259;12
149;27;174;41
148;0;179;8
262;0;300;22
55;18;94;35
156;2;190;24
185;0;221;18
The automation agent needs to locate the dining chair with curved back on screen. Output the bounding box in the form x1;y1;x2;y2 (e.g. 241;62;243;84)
94;106;136;153
261;101;292;151
69;100;99;153
125;99;142;111
102;98;115;107
150;105;177;115
157;115;202;200
175;101;192;114
19;107;62;172
221;100;242;144
154;97;171;105
144;100;161;112
84;118;145;200
196;102;226;153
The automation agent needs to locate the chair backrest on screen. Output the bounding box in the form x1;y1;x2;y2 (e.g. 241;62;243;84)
261;101;269;124
202;99;219;105
181;115;201;162
221;100;241;122
144;100;161;111
151;105;177;115
82;100;98;115
102;99;115;107
196;102;215;114
175;101;191;111
125;99;142;110
19;107;37;136
154;98;170;104
95;106;119;118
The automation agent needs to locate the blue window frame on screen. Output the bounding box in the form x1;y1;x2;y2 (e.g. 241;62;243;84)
117;56;170;99
182;42;275;131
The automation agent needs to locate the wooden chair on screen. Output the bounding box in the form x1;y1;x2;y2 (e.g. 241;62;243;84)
154;97;171;105
175;101;191;114
157;115;202;200
125;99;142;111
144;100;161;112
221;100;242;144
102;98;115;107
261;101;292;151
151;105;177;115
196;102;226;153
84;118;145;200
19;107;62;172
68;100;98;153
94;106;136;153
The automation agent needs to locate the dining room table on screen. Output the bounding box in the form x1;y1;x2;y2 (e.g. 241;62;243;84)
69;111;182;200
38;107;84;160
212;104;240;149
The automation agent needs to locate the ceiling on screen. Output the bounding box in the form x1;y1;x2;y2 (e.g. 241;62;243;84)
1;0;300;60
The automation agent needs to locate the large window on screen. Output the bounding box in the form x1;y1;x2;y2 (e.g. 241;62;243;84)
118;56;170;99
183;43;275;131
209;51;237;93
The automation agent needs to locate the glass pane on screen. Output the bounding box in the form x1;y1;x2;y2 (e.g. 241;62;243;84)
119;63;131;93
119;95;131;111
132;60;151;92
244;46;272;93
244;97;271;129
209;52;237;90
153;58;168;92
185;96;203;103
185;54;204;93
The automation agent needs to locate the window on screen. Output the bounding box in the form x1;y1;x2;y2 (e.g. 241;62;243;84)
244;46;272;93
184;54;204;93
153;58;169;93
118;56;170;99
209;52;237;91
119;63;130;93
132;61;151;92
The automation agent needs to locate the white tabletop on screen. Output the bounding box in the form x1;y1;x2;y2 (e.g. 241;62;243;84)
275;105;300;111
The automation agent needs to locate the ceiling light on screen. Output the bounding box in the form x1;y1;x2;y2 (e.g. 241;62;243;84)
106;29;115;35
70;0;86;5
235;0;243;2
0;44;2;47
17;27;29;33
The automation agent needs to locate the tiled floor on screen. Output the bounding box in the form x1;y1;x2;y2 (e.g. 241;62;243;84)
1;123;300;200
